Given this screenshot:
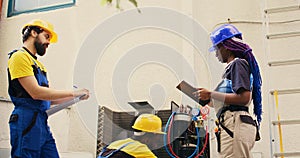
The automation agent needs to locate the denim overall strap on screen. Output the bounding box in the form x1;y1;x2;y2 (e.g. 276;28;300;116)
98;142;134;158
10;59;50;112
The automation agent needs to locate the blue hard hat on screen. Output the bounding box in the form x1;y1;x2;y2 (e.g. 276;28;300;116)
208;24;242;52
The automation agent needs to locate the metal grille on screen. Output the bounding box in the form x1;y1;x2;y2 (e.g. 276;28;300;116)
96;106;172;157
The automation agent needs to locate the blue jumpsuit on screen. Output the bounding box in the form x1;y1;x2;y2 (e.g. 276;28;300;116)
8;50;59;158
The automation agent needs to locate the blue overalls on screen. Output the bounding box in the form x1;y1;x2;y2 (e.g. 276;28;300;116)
9;53;59;158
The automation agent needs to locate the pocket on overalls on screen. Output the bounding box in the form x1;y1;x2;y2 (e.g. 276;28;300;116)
9;114;19;149
240;115;255;126
238;115;256;142
21;112;41;150
239;115;261;141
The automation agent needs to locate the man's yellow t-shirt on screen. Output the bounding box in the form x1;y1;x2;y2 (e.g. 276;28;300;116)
8;48;48;98
8;48;47;80
107;138;157;158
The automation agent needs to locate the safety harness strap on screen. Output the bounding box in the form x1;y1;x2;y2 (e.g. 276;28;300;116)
219;122;233;138
98;142;134;158
216;105;249;152
219;105;249;138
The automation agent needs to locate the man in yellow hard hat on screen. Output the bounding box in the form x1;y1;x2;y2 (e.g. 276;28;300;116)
98;114;165;158
7;19;89;158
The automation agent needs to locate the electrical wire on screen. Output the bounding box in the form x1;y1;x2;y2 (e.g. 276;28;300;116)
164;112;209;158
163;112;177;158
166;116;200;158
187;122;200;158
195;126;209;158
167;113;179;158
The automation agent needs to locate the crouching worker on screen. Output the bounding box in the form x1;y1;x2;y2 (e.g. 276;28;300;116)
98;114;165;158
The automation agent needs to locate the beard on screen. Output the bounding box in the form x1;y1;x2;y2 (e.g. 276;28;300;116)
34;38;47;56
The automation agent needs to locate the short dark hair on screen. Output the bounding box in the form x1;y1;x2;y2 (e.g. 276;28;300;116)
22;26;44;42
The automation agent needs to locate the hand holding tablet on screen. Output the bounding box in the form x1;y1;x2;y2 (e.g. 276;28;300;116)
176;80;210;106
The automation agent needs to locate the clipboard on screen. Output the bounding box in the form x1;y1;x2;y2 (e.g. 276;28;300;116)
46;94;86;116
176;80;210;106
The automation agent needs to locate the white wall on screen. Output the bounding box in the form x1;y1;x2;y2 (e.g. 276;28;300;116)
1;0;299;157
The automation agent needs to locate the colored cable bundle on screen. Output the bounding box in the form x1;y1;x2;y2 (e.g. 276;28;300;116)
163;112;209;158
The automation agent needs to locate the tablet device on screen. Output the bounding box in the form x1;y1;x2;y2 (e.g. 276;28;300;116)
176;80;210;106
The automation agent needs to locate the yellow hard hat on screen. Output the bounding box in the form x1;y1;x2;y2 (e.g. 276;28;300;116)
132;114;165;134
23;19;57;43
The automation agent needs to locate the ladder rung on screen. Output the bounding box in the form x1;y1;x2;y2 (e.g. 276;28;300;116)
268;59;300;66
266;31;300;39
272;119;300;125
265;5;300;14
270;88;300;95
274;152;300;157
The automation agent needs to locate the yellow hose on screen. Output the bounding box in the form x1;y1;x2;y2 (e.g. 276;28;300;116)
274;90;284;158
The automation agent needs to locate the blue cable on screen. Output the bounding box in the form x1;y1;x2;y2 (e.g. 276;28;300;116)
187;117;200;158
164;113;202;158
164;112;176;158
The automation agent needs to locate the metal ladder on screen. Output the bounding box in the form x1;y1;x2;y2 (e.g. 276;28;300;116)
262;0;300;157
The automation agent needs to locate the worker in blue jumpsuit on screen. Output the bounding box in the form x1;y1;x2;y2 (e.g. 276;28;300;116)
7;19;90;158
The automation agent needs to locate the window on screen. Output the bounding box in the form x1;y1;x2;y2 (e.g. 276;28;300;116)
7;0;75;17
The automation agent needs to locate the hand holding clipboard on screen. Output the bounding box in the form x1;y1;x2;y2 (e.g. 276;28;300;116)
176;80;210;106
